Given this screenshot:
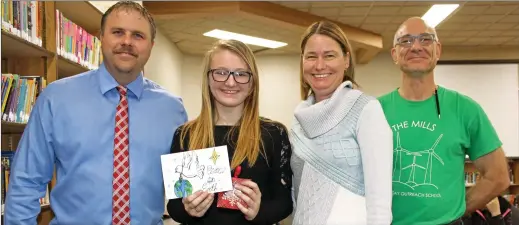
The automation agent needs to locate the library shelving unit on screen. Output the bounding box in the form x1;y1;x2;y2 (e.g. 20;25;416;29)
1;1;102;224
465;157;519;206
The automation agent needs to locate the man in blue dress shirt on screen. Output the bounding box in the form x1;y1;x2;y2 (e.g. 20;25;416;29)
3;2;188;224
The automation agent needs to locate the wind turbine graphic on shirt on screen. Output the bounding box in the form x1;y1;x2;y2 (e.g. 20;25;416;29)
393;132;445;189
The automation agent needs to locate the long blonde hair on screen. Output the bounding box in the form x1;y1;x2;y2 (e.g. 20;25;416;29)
180;39;264;169
299;20;357;100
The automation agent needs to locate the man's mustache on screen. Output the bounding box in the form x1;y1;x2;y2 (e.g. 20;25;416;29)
113;47;137;57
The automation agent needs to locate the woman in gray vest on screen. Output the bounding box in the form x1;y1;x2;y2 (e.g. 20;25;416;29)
289;20;393;225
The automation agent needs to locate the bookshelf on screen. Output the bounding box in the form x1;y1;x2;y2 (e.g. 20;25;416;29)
1;1;102;224
465;157;519;206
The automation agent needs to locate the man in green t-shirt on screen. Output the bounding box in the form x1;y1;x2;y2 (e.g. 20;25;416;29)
378;17;510;225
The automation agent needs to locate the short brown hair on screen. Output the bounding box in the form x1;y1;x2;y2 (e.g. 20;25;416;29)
299;20;357;100
100;1;156;41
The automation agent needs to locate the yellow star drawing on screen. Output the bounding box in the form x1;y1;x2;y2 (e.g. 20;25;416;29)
209;148;220;165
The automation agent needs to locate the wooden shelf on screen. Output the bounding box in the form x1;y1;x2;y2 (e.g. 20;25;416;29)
58;55;89;78
465;157;519;194
1;121;27;133
55;1;103;36
1;30;52;59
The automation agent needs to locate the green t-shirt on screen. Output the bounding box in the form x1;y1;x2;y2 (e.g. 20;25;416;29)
378;86;502;225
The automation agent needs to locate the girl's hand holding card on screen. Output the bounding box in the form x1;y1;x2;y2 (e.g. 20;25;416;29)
182;190;214;217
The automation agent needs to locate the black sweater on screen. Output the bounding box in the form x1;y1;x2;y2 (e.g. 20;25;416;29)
167;120;293;225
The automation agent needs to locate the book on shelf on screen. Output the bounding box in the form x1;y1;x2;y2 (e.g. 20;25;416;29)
56;9;103;70
1;74;47;124
465;171;481;185
1;150;51;215
1;0;43;47
465;171;515;186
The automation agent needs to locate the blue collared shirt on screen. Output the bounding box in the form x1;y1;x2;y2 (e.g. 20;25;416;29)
4;64;188;225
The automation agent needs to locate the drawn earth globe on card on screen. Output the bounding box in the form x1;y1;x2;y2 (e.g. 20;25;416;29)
174;178;193;198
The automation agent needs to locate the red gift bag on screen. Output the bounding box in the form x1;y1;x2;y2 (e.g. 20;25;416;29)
217;166;249;210
217;177;250;210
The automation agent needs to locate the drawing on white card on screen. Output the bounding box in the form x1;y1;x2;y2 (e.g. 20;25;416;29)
161;145;233;199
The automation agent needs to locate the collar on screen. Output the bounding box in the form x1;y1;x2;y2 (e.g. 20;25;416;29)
98;63;144;100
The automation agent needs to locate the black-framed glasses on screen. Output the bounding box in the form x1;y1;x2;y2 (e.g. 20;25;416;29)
396;33;436;48
208;69;252;84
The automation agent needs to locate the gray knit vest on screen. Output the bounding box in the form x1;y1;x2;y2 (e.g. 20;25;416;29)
290;81;373;198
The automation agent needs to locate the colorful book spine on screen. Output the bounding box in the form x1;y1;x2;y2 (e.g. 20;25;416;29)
1;0;42;47
55;9;102;70
1;74;46;124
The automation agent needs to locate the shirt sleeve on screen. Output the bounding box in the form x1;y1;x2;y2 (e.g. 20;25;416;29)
166;126;203;224
464;97;502;161
356;99;393;225
4;91;55;224
251;122;294;224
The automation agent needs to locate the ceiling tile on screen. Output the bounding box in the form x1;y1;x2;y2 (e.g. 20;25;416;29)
363;16;394;24
500;30;519;37
457;5;490;15
487;23;517;30
463;1;494;6
368;6;402;16
390;16;409;24
437;30;454;37
397;6;430;16
461;23;491;31
166;32;198;40
310;8;341;18
446;15;476;23
499;15;519;23
465;37;491;44
337;17;365;27
451;30;480;37
276;1;311;9
372;1;404;6
360;24;389;33
484;5;518;15
310;2;346;8
340;7;370;16
342;2;373;7
491;2;519;6
403;1;436;6
471;15;504;23
153;1;519;56
458;41;479;46
198;20;232;30
476;30;503;37
485;37;515;45
440;37;468;45
437;23;465;31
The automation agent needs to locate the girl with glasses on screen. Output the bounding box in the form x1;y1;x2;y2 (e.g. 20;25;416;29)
167;39;293;225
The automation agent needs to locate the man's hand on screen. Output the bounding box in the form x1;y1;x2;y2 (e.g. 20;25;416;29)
466;148;509;214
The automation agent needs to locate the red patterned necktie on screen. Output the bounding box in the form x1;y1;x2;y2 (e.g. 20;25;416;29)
113;85;130;225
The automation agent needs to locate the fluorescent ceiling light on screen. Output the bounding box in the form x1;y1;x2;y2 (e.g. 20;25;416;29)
421;4;459;28
203;29;287;49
